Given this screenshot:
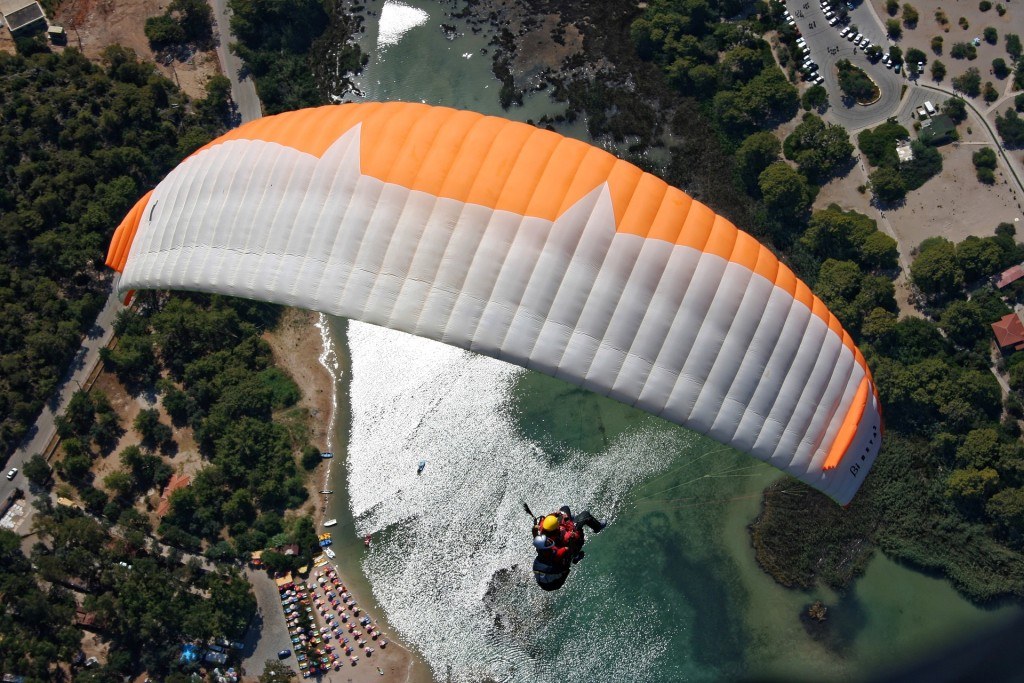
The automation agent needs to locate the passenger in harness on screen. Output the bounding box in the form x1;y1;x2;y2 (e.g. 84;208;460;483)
530;507;607;591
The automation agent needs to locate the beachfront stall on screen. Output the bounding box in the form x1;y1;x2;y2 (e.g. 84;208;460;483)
276;557;386;676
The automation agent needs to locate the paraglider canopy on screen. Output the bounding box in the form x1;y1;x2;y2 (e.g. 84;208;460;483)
108;102;882;505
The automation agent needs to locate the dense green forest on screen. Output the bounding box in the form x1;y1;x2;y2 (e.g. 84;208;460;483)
0;41;231;462
0;37;330;679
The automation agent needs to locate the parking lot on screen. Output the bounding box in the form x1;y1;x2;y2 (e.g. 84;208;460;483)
783;0;908;130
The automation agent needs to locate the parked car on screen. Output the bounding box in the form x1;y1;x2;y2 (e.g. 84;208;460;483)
278;649;292;659
839;27;849;36
6;467;16;480
828;16;839;24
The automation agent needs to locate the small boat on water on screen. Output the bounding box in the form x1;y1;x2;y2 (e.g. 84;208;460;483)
324;519;338;527
320;490;333;495
321;452;333;459
363;534;372;548
417;460;426;475
324;547;336;559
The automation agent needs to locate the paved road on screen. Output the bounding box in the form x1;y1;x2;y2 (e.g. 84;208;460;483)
240;567;291;677
786;0;905;130
1;282;123;528
209;0;262;124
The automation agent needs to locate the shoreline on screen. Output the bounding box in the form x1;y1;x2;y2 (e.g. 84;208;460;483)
261;309;434;683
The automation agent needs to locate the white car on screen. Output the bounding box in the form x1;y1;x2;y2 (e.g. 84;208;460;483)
6;467;17;481
839;27;850;36
787;17;797;25
828;16;839;24
814;74;825;83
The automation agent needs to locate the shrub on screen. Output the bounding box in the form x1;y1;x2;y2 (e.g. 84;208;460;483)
983;27;998;44
958;17;969;29
931;60;946;80
902;3;919;27
973;146;997;170
931;36;943;53
996;3;1005;15
983;81;999;102
977;167;996;184
1016;93;1024;112
952;67;982;97
887;18;903;39
950;42;977;59
979;0;992;10
886;0;899;15
993;58;1010;79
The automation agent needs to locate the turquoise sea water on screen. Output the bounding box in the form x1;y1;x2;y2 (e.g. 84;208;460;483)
322;2;1022;681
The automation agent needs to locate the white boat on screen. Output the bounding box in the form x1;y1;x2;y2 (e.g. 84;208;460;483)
321;452;333;459
320;490;333;494
324;519;338;527
323;547;336;559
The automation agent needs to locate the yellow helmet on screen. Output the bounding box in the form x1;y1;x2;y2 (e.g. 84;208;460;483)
541;515;560;533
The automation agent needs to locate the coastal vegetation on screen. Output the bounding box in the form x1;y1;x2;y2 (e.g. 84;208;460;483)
0;43;231;463
0;35;332;679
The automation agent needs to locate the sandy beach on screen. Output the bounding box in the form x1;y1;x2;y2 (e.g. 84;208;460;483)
254;310;434;683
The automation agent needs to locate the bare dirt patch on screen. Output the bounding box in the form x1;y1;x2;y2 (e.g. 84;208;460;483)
52;0;220;99
869;0;1021;104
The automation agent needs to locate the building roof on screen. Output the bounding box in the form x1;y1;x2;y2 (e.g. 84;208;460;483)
996;264;1024;289
1;0;44;32
156;473;191;517
991;313;1024;351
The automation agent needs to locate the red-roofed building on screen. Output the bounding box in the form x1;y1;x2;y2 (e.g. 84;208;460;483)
992;313;1024;352
996;265;1024;289
156;473;191;518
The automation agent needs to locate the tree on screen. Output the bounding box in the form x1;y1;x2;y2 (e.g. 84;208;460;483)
886;18;902;39
973;146;997;171
992;57;1009;79
23;453;52;486
947;467;999;504
886;0;899;14
133;409;173;450
902;3;918;26
1017;93;1024;112
939;300;986;348
801;84;828;111
144;15;186;48
995;109;1024;147
982;81;999;102
802;204;898;270
931;60;946;80
983;26;998;44
952;67;982;97
103;470;134;499
300;445;322;471
987;488;1024;546
942;97;968;123
259;660;297;683
950;42;977;60
758;162;814;219
869;166;907;203
1004;33;1022;60
956;235;1002;281
931;36;943;54
783;114;854;182
836;60;877;102
911;237;963;295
